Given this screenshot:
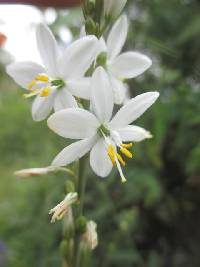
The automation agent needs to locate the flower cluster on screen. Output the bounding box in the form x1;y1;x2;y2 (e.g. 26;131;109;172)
7;14;159;183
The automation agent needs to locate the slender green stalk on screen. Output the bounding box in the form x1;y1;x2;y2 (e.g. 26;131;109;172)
73;157;87;267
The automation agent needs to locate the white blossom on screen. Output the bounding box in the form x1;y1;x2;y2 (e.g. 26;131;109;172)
49;192;78;223
98;15;152;104
6;24;98;121
48;67;159;182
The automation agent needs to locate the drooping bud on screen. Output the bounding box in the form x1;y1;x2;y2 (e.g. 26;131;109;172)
82;221;98;250
49;192;78;223
14;167;57;177
103;0;127;19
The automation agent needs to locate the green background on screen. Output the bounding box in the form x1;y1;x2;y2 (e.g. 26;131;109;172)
0;0;200;266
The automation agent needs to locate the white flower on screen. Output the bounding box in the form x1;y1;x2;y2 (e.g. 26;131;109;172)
6;24;98;121
49;192;78;223
47;67;159;182
83;221;98;250
98;15;152;104
104;0;127;18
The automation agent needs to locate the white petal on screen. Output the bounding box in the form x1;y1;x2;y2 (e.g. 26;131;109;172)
96;37;107;55
36;24;59;77
107;15;128;60
91;67;114;123
109;92;159;129
59;36;98;79
67;78;91;100
117;125;152;142
6;61;45;88
52;136;97;167
32;90;56;121
47;108;99;139
110;76;126;105
109;52;152;79
54;89;78;112
90;138;113;178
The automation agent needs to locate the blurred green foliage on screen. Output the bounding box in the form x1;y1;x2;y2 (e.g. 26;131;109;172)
0;0;200;267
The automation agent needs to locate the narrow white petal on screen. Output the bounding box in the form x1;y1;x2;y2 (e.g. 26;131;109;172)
52;136;97;167
67;78;91;100
110;76;126;105
109;52;152;79
90;138;113;178
109;92;159;129
59;36;98;79
6;61;44;88
117;125;152;142
96;37;107;55
107;15;128;60
54;89;78;112
91;67;114;123
36;24;59;77
47;108;99;139
32;90;56;121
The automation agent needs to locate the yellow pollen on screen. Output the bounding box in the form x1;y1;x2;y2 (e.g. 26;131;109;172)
40;87;51;97
116;153;125;167
35;75;49;82
28;80;37;90
121;143;133;149
120;147;133;159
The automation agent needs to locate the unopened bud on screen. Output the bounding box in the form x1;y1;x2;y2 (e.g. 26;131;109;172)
85;18;96;35
104;0;127;18
82;221;98;250
14;167;56;177
76;216;87;234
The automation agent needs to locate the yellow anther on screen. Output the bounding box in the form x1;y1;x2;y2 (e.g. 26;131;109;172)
121;143;133;149
28;80;37;90
36;75;49;82
40;87;51;97
116;153;125;167
107;144;116;166
121;176;127;183
120;147;133;159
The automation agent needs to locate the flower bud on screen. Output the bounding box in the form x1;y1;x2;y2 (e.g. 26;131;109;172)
14;167;56;177
85;18;96;35
49;192;78;223
104;0;127;18
76;216;87;234
82;221;98;250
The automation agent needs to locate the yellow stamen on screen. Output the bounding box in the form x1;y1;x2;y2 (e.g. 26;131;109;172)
120;147;133;159
121;143;133;149
35;75;49;82
116;153;125;167
40;87;51;97
28;80;37;90
107;144;116;166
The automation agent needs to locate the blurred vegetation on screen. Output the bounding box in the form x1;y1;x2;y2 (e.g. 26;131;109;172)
1;0;200;266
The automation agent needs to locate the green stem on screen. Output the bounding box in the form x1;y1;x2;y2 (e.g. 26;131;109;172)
73;157;87;267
